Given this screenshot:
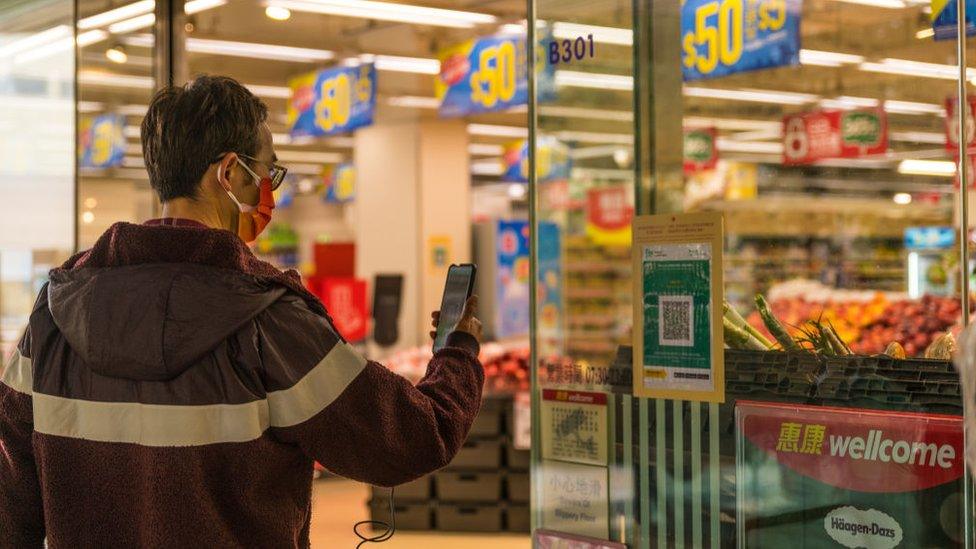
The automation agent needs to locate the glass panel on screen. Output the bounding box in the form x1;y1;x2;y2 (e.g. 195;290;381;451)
531;1;975;547
0;0;75;359
76;0;159;249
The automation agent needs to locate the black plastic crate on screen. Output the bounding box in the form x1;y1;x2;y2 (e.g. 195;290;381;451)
448;437;502;469
371;475;430;501
435;471;502;502
506;471;530;503
505;504;530;533
368;498;431;531
435;503;503;532
505;441;530;470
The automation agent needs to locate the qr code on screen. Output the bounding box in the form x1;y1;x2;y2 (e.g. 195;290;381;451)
659;295;694;347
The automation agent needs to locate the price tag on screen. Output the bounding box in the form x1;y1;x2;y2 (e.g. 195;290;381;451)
288;64;376;137
681;0;800;82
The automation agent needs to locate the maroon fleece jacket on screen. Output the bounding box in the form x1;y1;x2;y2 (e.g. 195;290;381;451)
0;220;484;548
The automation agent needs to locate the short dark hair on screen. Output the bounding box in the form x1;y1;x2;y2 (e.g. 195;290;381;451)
141;75;268;201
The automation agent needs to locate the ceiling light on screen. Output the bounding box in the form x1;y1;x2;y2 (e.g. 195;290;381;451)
898;159;956;176
716;139;784;154
275;150;345;163
187;38;333;62
497;22;525;35
570;145;620;160
539;105;633;122
684;116;781;131
883;99;944;115
860;58;975;81
726;129;782;141
891;131;945;144
835;0;911;7
78;101;105;113
467;124;527;138
84;197;98;209
373;54;440;74
552;21;632;46
265;5;292;20
893;192;913;204
123;125;141;138
78;0;154;30
0;25;71;58
185;0;227;14
555;70;632;90
471;160;504;176
818;95;879;110
386;95;440;109
244;83;292;98
685;86;818;105
13;30;109;64
799;49;865;67
81;211;95;224
265;0;497;28
553;130;632;144
117;104;149;115
105;45;128;64
79;70;153;89
508;184;527;198
109;13;156;34
916;28;935;39
469;143;504;156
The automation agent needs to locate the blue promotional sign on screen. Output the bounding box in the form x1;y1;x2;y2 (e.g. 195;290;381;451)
323;163;355;203
905;227;955;250
502;136;571;183
79;114;125;168
537;221;562;341
931;0;976;40
681;0;801;82
495;220;530;339
287;64;376;137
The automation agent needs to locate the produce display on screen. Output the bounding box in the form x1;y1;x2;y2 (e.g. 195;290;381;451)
382;340;529;392
730;293;961;359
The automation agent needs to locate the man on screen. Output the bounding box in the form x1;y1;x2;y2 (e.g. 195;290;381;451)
0;75;484;547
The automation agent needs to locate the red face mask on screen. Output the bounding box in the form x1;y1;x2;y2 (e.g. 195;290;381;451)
224;158;276;244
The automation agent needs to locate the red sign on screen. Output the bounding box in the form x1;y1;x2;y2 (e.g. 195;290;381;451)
321;277;368;342
542;389;609;406
782;108;888;165
737;401;963;493
586;187;633;232
945;96;975;153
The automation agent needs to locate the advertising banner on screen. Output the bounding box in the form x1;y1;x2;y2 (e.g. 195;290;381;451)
681;0;801;81
540;389;608;466
79;114;125;168
287;64;376;137
905;227;955;250
782;108;888;165
320;277;368;342
495;220;531;339
683;127;719;174
502;136;571;183
537;221;563;347
931;0;976;40
736;401;964;547
323;163;355;203
436;31;555;117
632;213;725;402
585;186;633;246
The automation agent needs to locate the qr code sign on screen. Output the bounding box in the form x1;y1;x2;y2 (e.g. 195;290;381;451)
659;295;694;347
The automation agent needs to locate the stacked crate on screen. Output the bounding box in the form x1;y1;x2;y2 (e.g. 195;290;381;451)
368;393;531;533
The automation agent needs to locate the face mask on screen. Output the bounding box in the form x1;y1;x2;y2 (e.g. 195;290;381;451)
223;158;276;243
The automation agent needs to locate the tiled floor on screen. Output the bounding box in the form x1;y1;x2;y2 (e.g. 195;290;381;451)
309;478;530;548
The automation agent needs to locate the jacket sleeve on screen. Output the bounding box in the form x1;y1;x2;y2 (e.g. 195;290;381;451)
252;296;484;487
0;330;45;548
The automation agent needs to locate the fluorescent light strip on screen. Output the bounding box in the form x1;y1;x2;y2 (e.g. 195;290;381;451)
245;84;292;98
539;105;633;122
800;49;865;67
726;129;782;141
79;70;154;89
554;130;632;144
716;139;783;154
109;13;156;34
884;99;944;115
819;95;879;110
497;23;526;35
860;58;976;81
187;38;333;62
123;125;141;138
835;0;912;8
386;95;440;109
555;70;632;90
467;124;527;138
117;104;149;116
78;101;105;113
898;159;956;176
469;143;504;156
14;30;108;64
552;21;632;46
266;0;496;28
372;54;440;74
275;150;345;163
570;145;622;160
916;28;935;39
0;25;71;57
185;0;227;14
685;86;818;105
78;0;154;30
891;131;945;144
471;160;504;176
684;116;780;131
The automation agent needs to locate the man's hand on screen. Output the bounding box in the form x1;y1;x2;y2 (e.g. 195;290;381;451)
430;295;482;344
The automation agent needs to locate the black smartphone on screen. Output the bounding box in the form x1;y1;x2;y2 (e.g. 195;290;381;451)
432;263;477;352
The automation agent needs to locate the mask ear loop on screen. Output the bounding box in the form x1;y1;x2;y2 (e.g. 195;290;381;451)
220;156;260;213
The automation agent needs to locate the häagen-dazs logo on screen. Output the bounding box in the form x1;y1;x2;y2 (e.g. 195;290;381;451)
824;507;903;549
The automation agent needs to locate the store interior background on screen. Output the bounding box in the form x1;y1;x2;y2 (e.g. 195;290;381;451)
3;0;976;546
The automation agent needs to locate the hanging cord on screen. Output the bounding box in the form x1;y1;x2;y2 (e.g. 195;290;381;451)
354;487;396;548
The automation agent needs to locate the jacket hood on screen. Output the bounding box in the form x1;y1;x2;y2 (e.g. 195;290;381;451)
47;263;285;381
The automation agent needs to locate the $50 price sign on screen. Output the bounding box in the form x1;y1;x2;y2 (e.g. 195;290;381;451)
437;35;529;117
681;0;800;82
288;64;376;137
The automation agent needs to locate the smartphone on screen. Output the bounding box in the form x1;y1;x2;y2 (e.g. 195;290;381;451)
432;263;477;352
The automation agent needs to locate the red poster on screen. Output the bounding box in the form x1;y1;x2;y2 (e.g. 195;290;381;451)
321;277;368;342
945;96;975;153
782;108;888;165
737;401;963;493
585;187;633;246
